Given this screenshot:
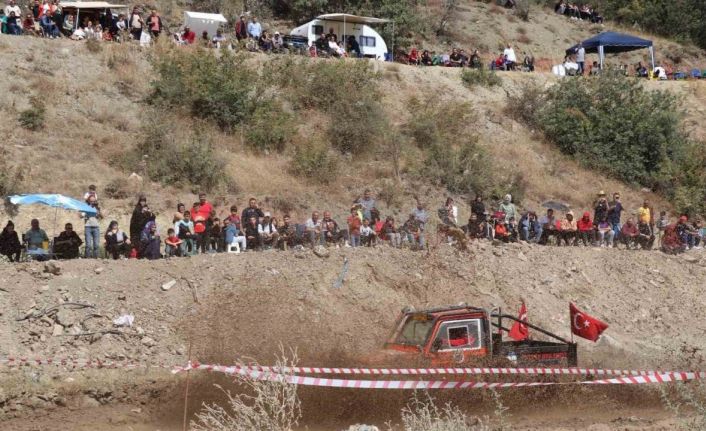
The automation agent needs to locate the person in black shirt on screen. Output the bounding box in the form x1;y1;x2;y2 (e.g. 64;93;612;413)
244;216;261;250
241;198;264;224
347;35;361;58
471;195;486;219
0;221;22;262
129;196;155;250
54;223;83;259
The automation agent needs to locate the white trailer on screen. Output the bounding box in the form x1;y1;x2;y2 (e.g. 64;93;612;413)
183;11;227;38
290;13;389;60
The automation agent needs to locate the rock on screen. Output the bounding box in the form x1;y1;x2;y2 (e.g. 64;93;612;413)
313;245;330;258
52;324;63;337
141;336;156;347
43;262;61;275
94;267;104;275
161;279;177;291
682;255;698;264
492;249;503;257
81;395;101;408
517;251;528;262
347;426;380;431
294;252;306;259
55;309;75;327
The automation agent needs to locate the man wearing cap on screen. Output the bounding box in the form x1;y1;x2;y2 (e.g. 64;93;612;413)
258;213;278;249
235;15;247;40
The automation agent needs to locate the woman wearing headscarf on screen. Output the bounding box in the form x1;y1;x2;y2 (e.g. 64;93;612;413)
140;221;161;260
129;195;155;253
105;220;131;259
0;221;22;262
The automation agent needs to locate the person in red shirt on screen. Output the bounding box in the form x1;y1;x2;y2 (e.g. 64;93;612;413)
347;207;362;247
197;193;213;219
576;211;594;246
191;202;207;253
182;26;195;44
620;217;639;249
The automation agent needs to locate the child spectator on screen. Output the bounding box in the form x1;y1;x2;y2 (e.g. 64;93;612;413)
360;219;377;247
165;228;182;257
347;207;362;247
175;210;195;255
596;219;614;247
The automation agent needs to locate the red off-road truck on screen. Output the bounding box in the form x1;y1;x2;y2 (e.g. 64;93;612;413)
380;305;577;367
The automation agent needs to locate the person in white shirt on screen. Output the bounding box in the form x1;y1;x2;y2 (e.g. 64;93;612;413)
576;43;586;75
305;211;322;247
653;66;667;80
258;213;278;248
360;219;377;247
4;0;22;19
503;44;517;70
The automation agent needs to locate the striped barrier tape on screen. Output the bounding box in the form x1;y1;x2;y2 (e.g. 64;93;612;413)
171;363;705;390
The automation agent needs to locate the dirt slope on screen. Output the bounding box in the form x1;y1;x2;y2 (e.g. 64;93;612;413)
1;243;705;428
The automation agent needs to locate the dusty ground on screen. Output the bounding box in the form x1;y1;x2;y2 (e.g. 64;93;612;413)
1;242;705;429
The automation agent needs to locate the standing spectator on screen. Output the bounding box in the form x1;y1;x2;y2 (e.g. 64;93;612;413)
356;189;375;221
503;44;517;70
499;194;518;224
443;197;458;225
656;211;669;246
347;207;362;247
234;14;247;41
576;43;585;75
412;197;428;247
129;7;143;41
607;192;622;245
242;198;264;224
638;200;654;231
31;0;40;19
173;203;186;225
53;223;82;259
305;211;323;247
83;195;102;259
104;220;131;259
593;191;609;225
140;221;161;260
247;16;261;39
471;195;485;219
83;184;98;202
209;216;222;252
4;0;21;19
0;221;22;262
191;202;208;254
147;9;162;37
129;196;154;251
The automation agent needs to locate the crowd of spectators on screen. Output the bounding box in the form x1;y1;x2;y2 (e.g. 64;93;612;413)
404;44;535;72
554;1;603;23
0;187;703;263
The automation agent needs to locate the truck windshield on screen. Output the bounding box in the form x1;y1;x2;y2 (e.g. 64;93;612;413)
394;316;434;345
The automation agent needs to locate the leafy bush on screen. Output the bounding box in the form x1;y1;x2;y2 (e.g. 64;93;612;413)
514;70;706;215
504;80;546;126
290;143;338;183
18;97;46;131
85;37;102;53
245;101;295;153
461;68;502;88
103;178;130;199
130;114;229;191
405;97;475;149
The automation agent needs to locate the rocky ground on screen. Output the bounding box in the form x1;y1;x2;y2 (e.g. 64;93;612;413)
1;241;705;429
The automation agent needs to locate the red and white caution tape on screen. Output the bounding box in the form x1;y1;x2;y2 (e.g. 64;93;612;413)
0;357;172;370
170;363;683;378
172;363;705;390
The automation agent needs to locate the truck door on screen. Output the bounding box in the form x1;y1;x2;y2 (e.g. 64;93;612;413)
428;319;487;366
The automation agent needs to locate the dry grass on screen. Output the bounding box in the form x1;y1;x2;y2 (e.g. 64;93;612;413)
391;391;490;431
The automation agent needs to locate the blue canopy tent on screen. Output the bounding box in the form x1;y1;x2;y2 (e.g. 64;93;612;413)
8;194;98;237
566;32;654;70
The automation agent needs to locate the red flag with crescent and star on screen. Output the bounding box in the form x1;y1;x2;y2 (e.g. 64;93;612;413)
508;301;529;341
569;303;608;342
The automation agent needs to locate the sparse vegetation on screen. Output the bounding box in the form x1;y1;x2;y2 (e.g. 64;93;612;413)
103;178;131;200
290;143;338;183
392;391;489;431
18;96;46;131
461;68;502;88
244;101;295;154
85;38;102;53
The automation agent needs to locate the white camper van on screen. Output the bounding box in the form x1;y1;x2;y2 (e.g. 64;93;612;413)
183;11;227;38
290;13;389;60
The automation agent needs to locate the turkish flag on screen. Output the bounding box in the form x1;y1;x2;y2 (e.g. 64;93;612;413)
569;303;609;342
508;302;529;341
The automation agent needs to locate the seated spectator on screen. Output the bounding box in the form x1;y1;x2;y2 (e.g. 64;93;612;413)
469;49;482;69
637;220;655;249
402;213;423;249
538;209;558;245
211;28;227;48
559;211;577;246
596;219;614;247
576;211;594;246
40;11;58;37
102;26;112;41
676;215;693;249
360;219;377;247
51;223;82;259
620;217;639;249
22;13;36;34
62;14;75;36
346;35;361;58
325;27;337;42
347;207;362;247
5;11;21;35
653;65;667;80
554;1;566;14
175;210;195;255
105;220;131;259
25;219;49;251
244;216;261;250
519;211;541;243
71;25;87;40
494;218;511;243
165;228;182;257
635;62;648;78
661;223;685;254
448;48;463;67
0;221;22;262
315;34;329;56
182;26;195;44
408;47;420;65
590;61;601;76
259;30;272;51
382;216;401;248
322;211;348;246
84;20;96;39
490;51;504;71
258;213;278;248
464;214;482;239
140;221;161;260
327;35;345;57
305;211;323;247
201;30;210;46
277;215;297;250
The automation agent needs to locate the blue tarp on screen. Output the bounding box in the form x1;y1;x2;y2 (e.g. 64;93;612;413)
9;194;98;215
566;32;653;55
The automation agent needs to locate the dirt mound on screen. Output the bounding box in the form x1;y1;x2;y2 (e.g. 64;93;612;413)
1;243;705;428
